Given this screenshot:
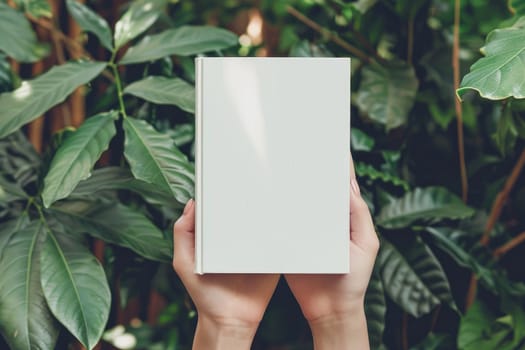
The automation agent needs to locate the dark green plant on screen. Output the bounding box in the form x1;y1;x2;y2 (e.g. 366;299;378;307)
0;0;237;348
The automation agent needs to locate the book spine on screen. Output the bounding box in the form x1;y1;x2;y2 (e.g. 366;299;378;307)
195;57;203;274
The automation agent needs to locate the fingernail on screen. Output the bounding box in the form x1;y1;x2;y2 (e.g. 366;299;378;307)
183;198;194;214
351;179;361;197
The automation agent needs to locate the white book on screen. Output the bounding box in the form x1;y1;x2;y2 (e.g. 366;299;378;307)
195;57;350;274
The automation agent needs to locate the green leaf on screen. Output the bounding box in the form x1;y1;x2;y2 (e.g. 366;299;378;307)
0;2;48;62
113;0;166;49
71;166;181;208
16;0;52;18
356;62;418;130
124;76;195;113
457;19;525;100
119;26;238;65
0;222;60;350
376;187;475;229
42;112;118;208
365;268;386;348
170;123;195;147
123;118;194;204
377;238;455;317
458;300;496;349
424;227;498;291
509;0;525;16
0;53;13;93
0;61;106;139
0;131;40;187
289;40;334;57
41;226;111;350
410;333;455;350
493;106;518;156
355;162;409;190
51;201;172;262
351;128;375;151
66;0;113;50
0;215;29;262
0;175;28;203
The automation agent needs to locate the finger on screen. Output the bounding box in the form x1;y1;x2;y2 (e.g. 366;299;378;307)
349;152;356;180
173;199;196;274
350;180;379;252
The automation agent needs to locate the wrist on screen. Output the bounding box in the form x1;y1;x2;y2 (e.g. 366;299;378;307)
192;314;258;350
308;303;369;350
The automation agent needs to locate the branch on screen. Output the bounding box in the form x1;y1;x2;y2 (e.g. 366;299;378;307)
453;0;468;203
26;13;115;82
494;231;525;258
286;5;371;63
466;147;525;309
481;148;525;246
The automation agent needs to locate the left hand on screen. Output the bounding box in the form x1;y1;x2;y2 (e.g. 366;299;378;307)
173;199;280;349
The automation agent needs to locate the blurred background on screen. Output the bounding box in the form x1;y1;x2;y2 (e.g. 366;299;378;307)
1;0;525;349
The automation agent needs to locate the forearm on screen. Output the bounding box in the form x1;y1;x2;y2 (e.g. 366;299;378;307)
192;315;257;350
309;305;369;350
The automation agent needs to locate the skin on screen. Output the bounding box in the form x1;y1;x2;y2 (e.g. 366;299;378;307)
173;157;379;349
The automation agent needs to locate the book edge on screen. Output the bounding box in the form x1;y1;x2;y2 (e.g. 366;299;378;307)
195;57;204;274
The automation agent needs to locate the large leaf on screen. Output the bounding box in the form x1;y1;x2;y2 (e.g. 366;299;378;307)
42;112;118;208
424;227;498;292
0;175;28;203
364;268;386;349
14;0;52;18
0;215;29;262
410;333;455;350
457;18;525;100
51;201;172;262
113;0;166;49
0;61;106;139
119;26;238;65
376;187;475;229
356;62;418;130
355;162;409;190
289;40;334;57
0;2;48;62
123;118;194;204
377;238;456;317
71;166;181;208
124;76;195;113
0;53;13;93
0;223;59;350
351;128;375;151
66;0;113;50
0;131;40;187
41;226;111;350
458;300;497;349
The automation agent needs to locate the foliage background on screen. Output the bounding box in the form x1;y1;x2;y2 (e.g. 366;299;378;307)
1;0;525;349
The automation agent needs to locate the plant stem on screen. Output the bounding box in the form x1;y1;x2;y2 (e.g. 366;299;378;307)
494;231;525;258
407;13;414;65
453;0;468;203
286;5;371;63
466;147;525;309
481;147;525;246
401;312;409;350
108;51;128;119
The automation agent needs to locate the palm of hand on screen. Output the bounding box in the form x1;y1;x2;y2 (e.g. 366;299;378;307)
285;240;376;321
184;274;279;325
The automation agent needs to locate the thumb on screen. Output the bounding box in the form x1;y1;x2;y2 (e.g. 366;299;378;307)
350;179;379;252
173;199;196;274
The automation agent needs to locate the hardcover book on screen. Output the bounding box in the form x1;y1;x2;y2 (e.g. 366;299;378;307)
195;57;350;274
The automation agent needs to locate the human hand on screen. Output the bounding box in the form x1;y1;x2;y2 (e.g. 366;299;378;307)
285;156;379;349
173;199;280;349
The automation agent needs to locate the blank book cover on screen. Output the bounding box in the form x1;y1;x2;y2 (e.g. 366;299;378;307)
195;57;350;274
